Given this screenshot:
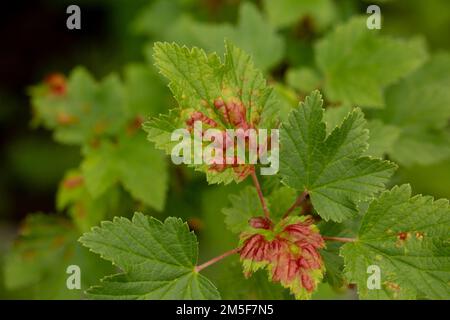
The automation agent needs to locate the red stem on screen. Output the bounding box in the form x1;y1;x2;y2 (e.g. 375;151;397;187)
322;236;356;243
195;248;240;273
282;190;308;219
250;171;270;219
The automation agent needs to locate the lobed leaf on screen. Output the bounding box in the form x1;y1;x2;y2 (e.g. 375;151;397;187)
79;213;220;299
280;91;397;222
341;184;450;299
81;132;168;211
377;53;450;166
316;17;427;107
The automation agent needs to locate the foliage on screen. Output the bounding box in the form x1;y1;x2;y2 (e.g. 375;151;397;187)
2;0;450;300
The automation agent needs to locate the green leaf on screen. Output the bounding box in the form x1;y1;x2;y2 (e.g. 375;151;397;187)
123;63;169;118
79;213;220;300
152;41;275;127
365;120;401;158
323;104;353;135
222;186;266;234
280;91;397;222
386;128;450;167
321;245;345;288
318;205;364;288
263;0;336;30
316;17;427;107
152;41;223;113
380;53;450;129
341;184;450;299
162;2;284;71
162;16;232;64
377;53;450;166
222;41;278;129
81;132;168;211
57;170;109;232
286;67;322;93
231;2;285;71
222;185;299;235
270;84;298;125
56;170;133;233
325;107;401;158
148;41;278;184
132;0;183;37
30;67;126;145
30;64;171;147
143;109;181;154
267;185;298;221
3;214;112;299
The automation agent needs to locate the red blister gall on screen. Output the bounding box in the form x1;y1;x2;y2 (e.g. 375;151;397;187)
239;216;325;299
45;73;67;96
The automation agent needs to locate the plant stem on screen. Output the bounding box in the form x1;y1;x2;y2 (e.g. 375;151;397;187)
195;248;240;273
282;190;308;219
250;170;270;219
322;236;356;243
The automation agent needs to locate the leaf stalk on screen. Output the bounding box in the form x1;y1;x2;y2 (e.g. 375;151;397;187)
195;248;240;273
250;170;270;219
322;236;356;243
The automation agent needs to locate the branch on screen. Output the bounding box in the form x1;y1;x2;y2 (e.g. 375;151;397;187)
282;190;308;219
250;170;270;219
195;248;240;273
322;236;356;243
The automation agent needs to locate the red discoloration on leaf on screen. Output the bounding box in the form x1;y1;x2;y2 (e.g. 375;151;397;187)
209;159;254;180
385;281;401;292
240;234;272;274
214;98;250;129
63;175;84;189
248;216;272;230
57;112;78;125
397;232;409;241
213;97;225;109
186;111;218;131
239;216;325;299
127;115;145;135
45;73;67;96
184;96;270;181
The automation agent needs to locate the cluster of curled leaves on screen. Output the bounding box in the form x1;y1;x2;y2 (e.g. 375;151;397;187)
78;41;449;300
6;5;450;300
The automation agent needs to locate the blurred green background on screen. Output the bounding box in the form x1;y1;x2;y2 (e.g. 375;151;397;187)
0;0;449;299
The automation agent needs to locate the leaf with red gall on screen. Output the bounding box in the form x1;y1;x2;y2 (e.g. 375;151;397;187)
31;67;127;146
185;109;258;181
148;42;280;184
186;111;218;131
248;216;273;229
45;73;67;96
213;97;251;129
239;216;325;299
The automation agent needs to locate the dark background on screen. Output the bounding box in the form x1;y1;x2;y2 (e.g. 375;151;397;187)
0;1;147;223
